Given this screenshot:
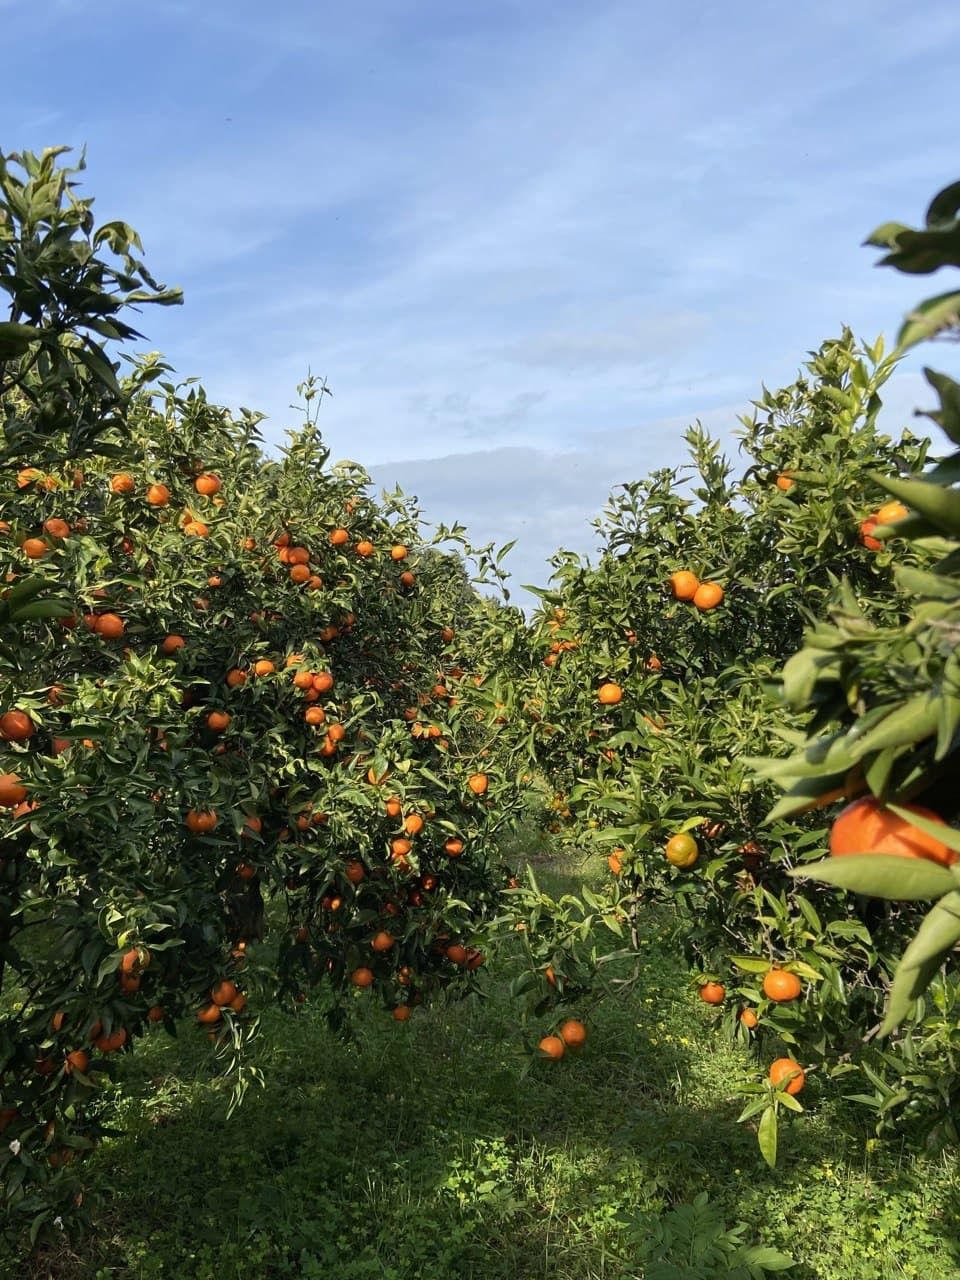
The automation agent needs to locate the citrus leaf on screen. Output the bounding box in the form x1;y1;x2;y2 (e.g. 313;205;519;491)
791;854;956;901
880;890;960;1035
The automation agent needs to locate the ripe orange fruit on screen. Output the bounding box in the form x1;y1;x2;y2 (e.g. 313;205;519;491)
226;667;247;687
312;672;334;693
329;527;350;546
351;966;374;988
446;944;468;965
665;832;699;868
345;860;366;884
185;808;218;834
194;473;221;496
399;570;416;588
607;849;624;875
305;706;326;726
739;1008;759;1029
211;980;239;1007
467;772;489;796
444;837;464;857
0;710;34;742
830;795;957;867
769;1057;805;1095
403;813;425;836
110;473;136;494
392;1005;411;1021
538;1034;565;1060
859;517;882;551
95;613;125;639
43;517;71;539
146;483;170;507
230;992;248;1013
147;1005;165;1023
692;581;724;611
65;1049;90;1075
0;774;27;807
292;668;314;690
391;836;412;859
197;1004;222;1024
384;797;402;818
559;1018;587;1048
371;931;395;952
206;711;231;733
597;681;623;705
670;570;700;600
645;654;662;672
699;981;725;1005
775;473;795;491
355;540;374;557
51;1010;66;1032
390;544;408;560
253;659;275;677
875;500;908;525
762;969;802;1002
161;634;186;655
21;537;48;559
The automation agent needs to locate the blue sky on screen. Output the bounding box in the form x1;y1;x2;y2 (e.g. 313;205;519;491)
4;0;959;601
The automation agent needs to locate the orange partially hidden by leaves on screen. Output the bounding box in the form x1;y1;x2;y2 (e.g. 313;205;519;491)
444;836;464;857
692;581;724;611
775;473;795;491
211;980;238;1006
197;1004;222;1025
392;1005;411;1021
769;1057;805;1095
875;500;909;525
65;1049;90;1075
538;1034;565;1060
829;795;957;867
559;1018;587;1048
597;681;622;705
161;634;186;655
467;772;489;796
351;966;374;988
858;517;882;551
194;473;221;496
699;982;725;1005
607;849;624;875
669;570;699;600
665;832;699;868
0;774;28;807
739;1008;759;1029
762;969;802;1002
345;860;366;884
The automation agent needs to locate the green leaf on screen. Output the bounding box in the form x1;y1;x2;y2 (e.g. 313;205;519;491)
880;890;960;1035
757;1105;778;1168
792;854;956;901
898;291;960;348
0;319;41;358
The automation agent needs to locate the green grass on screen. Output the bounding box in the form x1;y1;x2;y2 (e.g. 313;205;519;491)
17;852;960;1280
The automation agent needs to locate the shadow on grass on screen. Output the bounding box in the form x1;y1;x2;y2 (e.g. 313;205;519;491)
22;854;960;1280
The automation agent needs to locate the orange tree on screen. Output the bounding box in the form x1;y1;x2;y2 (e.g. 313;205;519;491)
752;178;960;1151
0;149;526;1245
492;313;960;1160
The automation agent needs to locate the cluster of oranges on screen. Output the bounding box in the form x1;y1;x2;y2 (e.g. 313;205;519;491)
669;571;724;611
538;1018;587;1059
858;499;909;551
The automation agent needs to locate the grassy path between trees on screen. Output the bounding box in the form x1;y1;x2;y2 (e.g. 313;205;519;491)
22;851;960;1280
